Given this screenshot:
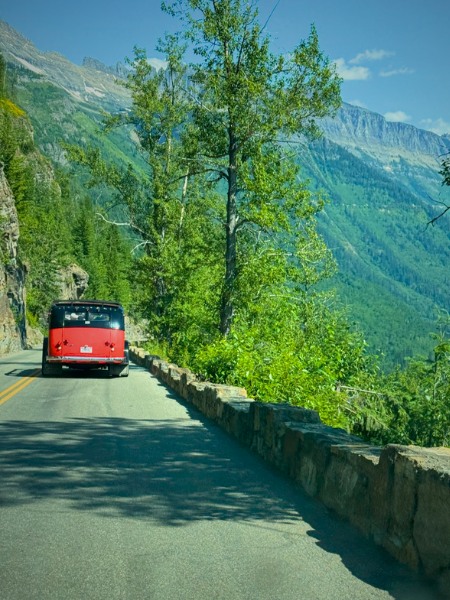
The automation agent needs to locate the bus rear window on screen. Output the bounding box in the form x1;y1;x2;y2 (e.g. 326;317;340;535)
50;304;125;330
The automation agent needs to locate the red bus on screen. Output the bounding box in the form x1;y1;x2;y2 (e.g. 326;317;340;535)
41;300;129;377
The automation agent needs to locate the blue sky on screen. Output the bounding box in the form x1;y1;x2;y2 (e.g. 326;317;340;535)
1;0;449;134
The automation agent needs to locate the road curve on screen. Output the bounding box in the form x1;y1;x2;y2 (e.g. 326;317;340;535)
0;350;440;600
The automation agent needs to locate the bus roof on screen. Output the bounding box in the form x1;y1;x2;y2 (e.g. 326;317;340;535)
51;300;124;309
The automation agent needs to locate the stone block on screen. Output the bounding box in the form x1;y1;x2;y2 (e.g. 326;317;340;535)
129;347;145;365
411;447;450;577
291;423;351;498
144;353;160;370
186;380;208;408
168;365;192;396
151;359;162;376
322;443;380;535
220;399;253;445
179;371;197;399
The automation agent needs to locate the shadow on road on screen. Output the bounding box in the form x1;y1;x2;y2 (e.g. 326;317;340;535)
0;398;440;599
3;368;41;378
4;365;138;379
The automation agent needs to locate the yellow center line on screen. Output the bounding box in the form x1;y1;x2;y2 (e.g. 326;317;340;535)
0;369;41;406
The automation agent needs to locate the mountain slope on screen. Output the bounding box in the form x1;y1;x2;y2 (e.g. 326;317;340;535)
0;20;130;111
299;131;450;364
1;20;449;367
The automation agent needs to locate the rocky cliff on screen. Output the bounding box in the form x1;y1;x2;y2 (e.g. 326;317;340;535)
0;86;90;355
0;166;27;355
0;172;90;355
322;103;450;161
56;264;89;300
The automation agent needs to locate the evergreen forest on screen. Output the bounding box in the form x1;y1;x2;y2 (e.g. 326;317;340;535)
0;1;448;448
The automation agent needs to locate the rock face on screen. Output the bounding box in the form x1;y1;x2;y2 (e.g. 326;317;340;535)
56;264;89;300
0;167;27;355
81;57;127;78
322;103;450;160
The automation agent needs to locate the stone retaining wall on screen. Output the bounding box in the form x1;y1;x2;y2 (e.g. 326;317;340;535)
130;347;450;595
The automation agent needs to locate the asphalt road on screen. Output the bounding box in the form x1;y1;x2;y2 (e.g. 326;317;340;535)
0;350;441;600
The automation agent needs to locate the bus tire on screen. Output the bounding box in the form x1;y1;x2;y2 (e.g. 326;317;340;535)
120;348;130;377
109;362;129;377
42;338;62;376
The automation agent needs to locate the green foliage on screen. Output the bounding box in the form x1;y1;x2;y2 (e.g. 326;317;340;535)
11;43;450;368
378;315;450;447
433;153;450;223
0;97;26;118
162;0;342;333
440;153;450;187
192;288;373;429
17;172;74;317
0;52;5;96
67;39;226;347
0;81;62;318
72;197;132;306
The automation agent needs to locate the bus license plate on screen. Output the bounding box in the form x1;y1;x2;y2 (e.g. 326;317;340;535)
80;346;93;353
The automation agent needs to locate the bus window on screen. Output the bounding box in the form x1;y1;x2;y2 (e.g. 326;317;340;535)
62;309;87;327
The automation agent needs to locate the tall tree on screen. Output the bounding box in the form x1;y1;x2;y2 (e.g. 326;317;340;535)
441;156;450;187
67;0;341;352
162;0;342;334
67;37;224;347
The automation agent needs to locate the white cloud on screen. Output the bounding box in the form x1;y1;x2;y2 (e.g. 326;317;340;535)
350;49;394;64
380;67;414;77
420;118;450;136
148;58;168;71
334;58;370;81
384;111;411;123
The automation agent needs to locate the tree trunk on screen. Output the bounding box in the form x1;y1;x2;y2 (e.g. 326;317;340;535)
220;131;238;336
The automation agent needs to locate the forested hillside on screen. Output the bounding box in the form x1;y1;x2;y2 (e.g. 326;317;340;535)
300;136;450;365
0;54;133;327
0;2;448;449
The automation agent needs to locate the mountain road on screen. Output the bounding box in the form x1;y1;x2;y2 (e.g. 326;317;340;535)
0;350;440;600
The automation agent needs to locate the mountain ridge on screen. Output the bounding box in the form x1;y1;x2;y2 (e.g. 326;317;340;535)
2;18;447;174
323;103;449;157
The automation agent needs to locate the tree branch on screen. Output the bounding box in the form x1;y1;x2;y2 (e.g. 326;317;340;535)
95;212;149;239
427;203;450;227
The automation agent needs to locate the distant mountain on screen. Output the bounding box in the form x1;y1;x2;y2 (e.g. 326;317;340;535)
320;103;450;199
1;19;449;367
0;20;130;111
323;102;449;157
0;19;147;175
